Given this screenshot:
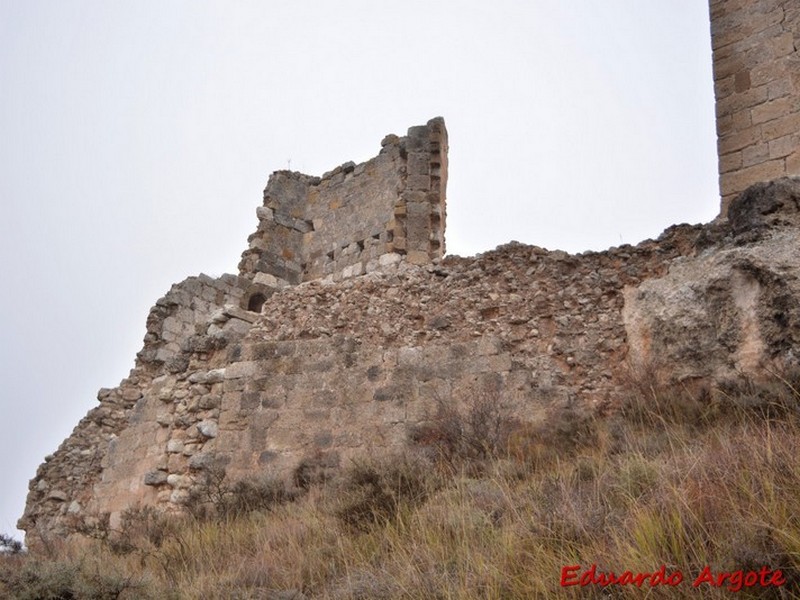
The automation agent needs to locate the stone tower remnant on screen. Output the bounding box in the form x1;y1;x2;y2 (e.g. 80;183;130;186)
711;0;800;214
238;117;448;286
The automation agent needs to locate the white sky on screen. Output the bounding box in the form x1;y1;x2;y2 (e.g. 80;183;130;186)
0;1;718;538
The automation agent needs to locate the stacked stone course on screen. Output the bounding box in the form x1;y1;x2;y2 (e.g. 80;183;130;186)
711;0;800;213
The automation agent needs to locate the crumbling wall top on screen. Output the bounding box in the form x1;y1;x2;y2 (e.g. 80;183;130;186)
238;117;448;286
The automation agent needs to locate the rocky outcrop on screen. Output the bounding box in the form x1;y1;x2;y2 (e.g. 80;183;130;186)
624;178;800;382
18;117;800;551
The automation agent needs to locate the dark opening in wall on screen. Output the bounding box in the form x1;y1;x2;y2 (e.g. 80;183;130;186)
248;293;267;313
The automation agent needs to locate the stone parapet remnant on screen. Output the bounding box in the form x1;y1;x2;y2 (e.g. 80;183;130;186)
238;117;448;286
710;0;800;214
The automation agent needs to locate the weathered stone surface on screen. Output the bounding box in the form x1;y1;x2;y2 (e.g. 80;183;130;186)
166;440;185;454
143;471;168;486
727;177;800;239
46;490;67;502
197;420;218;439
624;228;800;381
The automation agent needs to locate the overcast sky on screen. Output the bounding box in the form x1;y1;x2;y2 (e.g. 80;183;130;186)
0;1;718;538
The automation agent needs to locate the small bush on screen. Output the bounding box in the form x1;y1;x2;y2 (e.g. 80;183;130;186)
506;403;599;471
293;450;340;490
620;360;711;427
0;534;23;555
221;477;295;518
187;455;297;520
0;556;150;600
411;386;518;472
334;455;433;531
714;369;800;420
118;506;181;553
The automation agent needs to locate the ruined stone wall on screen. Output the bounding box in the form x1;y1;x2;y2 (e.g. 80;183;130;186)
19;113;800;550
710;0;800;214
18;273;255;541
238;117;447;285
22;179;800;546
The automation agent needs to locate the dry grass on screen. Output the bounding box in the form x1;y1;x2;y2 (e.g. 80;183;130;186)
3;371;800;599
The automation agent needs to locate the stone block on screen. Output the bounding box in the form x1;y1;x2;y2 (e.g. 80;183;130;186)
406;174;431;191
46;490;68;502
720;158;786;196
143;471;168;486
719;151;742;173
761;112;800;140
469;354;513;373
750;61;789;88
407;152;430;176
787;151;800;174
205;369;226;384
742;143;769;167
341;262;364;278
713;54;744;81
767;77;793;100
717;85;769;117
751;97;792;125
718;125;762;155
167;474;191;489
121;387;143;402
188;453;216;471
225;361;259;380
407;251;431;265
197;420;218;439
273;212;295;229
198;394;221;410
379;252;402;267
166;440;184;454
769;134;798;159
223;305;260;323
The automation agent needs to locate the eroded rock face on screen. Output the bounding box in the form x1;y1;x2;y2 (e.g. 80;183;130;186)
623;228;800;381
18;149;800;552
727;178;800;241
623;177;800;383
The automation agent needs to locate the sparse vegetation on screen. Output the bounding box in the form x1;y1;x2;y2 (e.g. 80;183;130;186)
186;454;296;521
4;372;800;598
0;534;23;555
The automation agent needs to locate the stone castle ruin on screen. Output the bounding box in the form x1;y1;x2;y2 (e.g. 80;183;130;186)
19;0;800;547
